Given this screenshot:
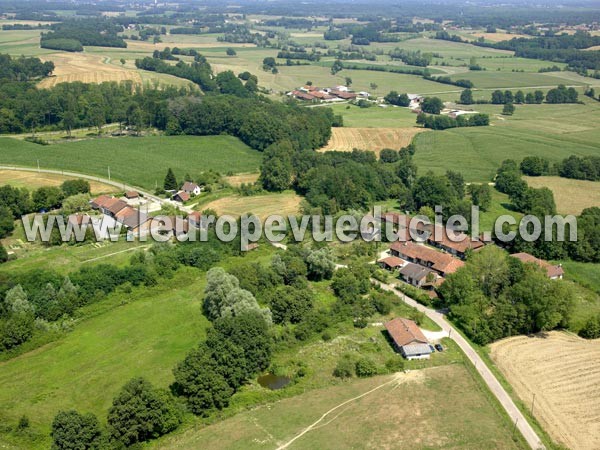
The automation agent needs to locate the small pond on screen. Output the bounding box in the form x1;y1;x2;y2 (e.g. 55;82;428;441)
257;373;291;390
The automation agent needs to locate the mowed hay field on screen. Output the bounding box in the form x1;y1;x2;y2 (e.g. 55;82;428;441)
414;101;600;182
38;52;142;88
154;365;523;450
0;170;117;194
0;135;261;190
201;191;301;219
490;332;600;450
321;127;426;155
523;176;600;215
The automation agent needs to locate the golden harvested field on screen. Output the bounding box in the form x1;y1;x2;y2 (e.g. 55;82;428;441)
201;192;301;219
320;127;425;156
0;169;117;194
223;173;260;187
523;176;600;215
38;52;142;88
490;332;600;450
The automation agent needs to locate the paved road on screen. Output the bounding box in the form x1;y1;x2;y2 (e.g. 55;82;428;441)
376;280;546;450
0;165;193;212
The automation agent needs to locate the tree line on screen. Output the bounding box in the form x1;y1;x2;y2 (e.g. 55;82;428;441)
416;112;490;130
0;54;54;82
494;159;600;263
435;30;600;73
440;246;575;345
0;77;333;153
40;18;127;52
0;231;241;355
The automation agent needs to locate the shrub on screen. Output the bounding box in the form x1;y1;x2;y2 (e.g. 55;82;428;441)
333;357;354;379
385;358;405;373
355;357;378;377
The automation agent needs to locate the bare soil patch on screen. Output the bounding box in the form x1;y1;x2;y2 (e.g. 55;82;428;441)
320;127;425;156
490;331;600;450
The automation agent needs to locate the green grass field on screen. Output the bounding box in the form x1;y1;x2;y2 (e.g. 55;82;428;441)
0;135;262;190
0;268;210;449
414;100;600;182
326;103;418;127
153;363;524;450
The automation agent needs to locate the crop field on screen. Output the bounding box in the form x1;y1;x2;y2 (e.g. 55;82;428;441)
449;70;590;89
490;332;600;450
0;169;117;193
0;135;262;190
523;176;600;215
414;101;600;182
154;364;524;450
0;269;210;449
201;191;302;219
38;52;143;88
326;104;418;128
321;127;426;154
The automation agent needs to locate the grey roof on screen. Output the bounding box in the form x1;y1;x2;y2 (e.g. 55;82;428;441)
399;262;434;281
401;343;433;357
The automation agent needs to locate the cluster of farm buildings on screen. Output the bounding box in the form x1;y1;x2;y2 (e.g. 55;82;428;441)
377;211;564;359
287;85;365;102
67;181;205;238
376;212;564;296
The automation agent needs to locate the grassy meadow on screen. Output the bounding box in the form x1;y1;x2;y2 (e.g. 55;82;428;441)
413;100;600;182
523;176;600;215
0;268;210;449
0;135;262;190
154;364;525;450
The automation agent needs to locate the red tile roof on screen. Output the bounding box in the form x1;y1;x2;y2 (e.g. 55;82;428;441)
181;182;200;193
390;241;464;275
90;195;112;209
384;318;428;347
378;256;406;269
173;191;190;202
124;191;139;199
427;224;486;254
106;199;128;215
511;252;564;278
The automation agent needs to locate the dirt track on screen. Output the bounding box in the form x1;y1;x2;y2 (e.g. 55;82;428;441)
320;127;425;155
491;332;600;450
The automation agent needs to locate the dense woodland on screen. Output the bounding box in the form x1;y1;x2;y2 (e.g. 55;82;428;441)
0;54;333;151
40;18;127;51
440;246;574;345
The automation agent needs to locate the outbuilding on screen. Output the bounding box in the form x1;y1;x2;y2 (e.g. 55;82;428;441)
384;317;433;360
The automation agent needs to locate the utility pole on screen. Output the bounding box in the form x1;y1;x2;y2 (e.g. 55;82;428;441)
37;159;40;173
512;418;519;438
108;166;111;181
